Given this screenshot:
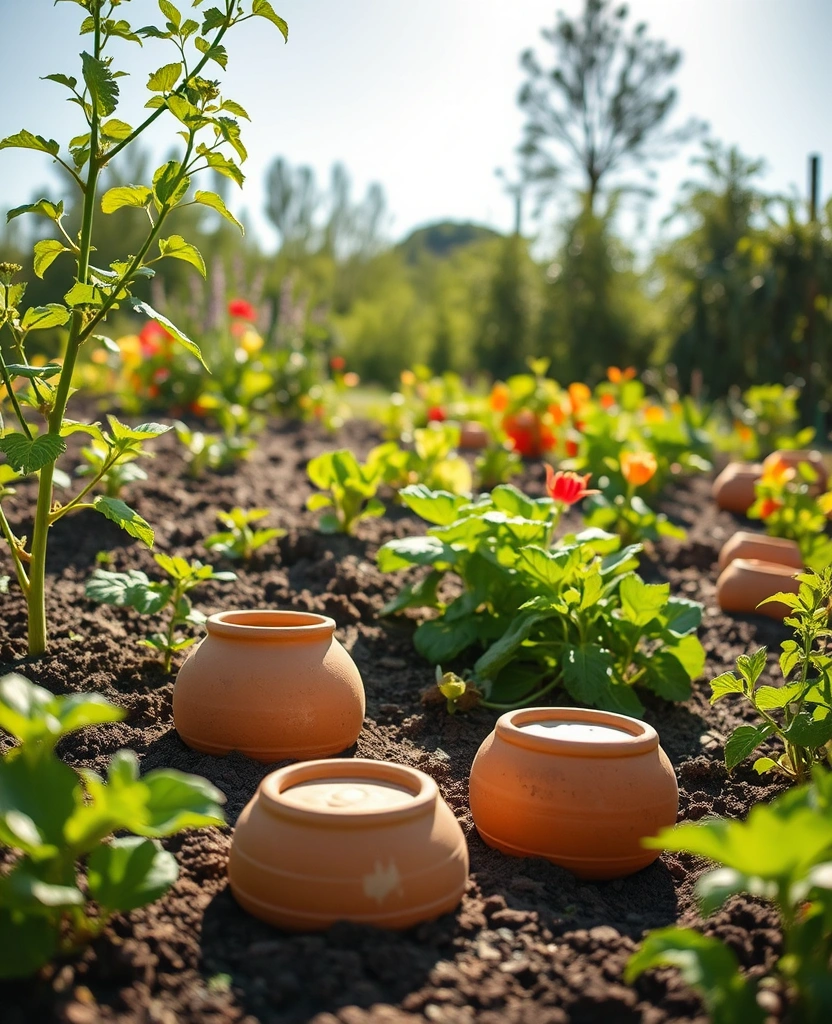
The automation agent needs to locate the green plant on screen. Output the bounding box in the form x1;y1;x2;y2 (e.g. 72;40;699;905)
626;770;832;1024
75;439;147;499
747;456;832;570
474;442;523;489
306;448;386;534
204;507;285;561
173;418;255;477
85;553;236;672
709;567;832;781
0;1;287;656
377;483;704;714
0;672;226;979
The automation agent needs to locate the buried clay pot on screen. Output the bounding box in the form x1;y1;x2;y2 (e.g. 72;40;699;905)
716;558;802;619
763;449;828;493
469;707;678;880
173;610;365;762
228;758;469;930
717;531;804;573
712;462;762;514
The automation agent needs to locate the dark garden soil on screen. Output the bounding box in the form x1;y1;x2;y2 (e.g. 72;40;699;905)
0;418;796;1024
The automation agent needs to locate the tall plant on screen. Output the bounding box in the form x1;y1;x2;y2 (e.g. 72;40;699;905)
0;0;287;655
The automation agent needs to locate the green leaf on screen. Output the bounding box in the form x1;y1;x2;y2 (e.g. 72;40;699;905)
32;240;70;279
0;433;66;475
159;0;181;28
147;61;182;92
724;723;775;771
129;300;207;369
157;235;206;276
643;650;694;702
664;598;703;637
252;0;289;40
92;496;155;547
42;73;78;91
736;647;767;687
194;37;228;69
0;130;59;157
397;484;468;525
101;118;133;140
7;198;64;223
783;712;832;750
710;672;744;704
221;99;250;120
377;535;458;572
619;575;669;626
198;148;244;187
562;643;643;715
201;7;227;33
87;836;178;913
0;753;80;853
0;907;59;980
754;682;805;710
152;160;190;209
380;570;442;616
20;304;70;330
85;568;169;614
474;611;548;681
193;189;244;234
64;281;106;308
137;767;226;835
414;616;482;664
101;185;152;213
81;51;119;117
624;928;763;1024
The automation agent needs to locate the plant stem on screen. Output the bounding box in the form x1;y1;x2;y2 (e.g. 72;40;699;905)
0;503;29;594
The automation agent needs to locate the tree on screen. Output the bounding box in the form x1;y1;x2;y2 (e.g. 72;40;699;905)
518;0;700;215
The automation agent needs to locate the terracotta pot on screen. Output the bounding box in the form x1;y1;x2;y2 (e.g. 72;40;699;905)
712;462;762;514
173;610;365;762
469;707;678;880
764;449;828;493
229;758;469;930
717;531;804;573
716;558;801;619
458;421;490;451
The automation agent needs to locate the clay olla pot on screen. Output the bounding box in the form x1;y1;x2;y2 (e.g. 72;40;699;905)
458;421;490;451
712;462;762;514
716;558;801;619
469;707;678;880
717;531;804;573
173;610;365;762
229;758;469;930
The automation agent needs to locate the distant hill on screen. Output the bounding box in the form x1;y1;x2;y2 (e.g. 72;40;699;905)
397;220;502;263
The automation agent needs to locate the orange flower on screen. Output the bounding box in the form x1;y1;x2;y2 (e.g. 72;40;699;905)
490;382;510;412
643;405;665;424
600;393;616;410
621;451;658;488
545;465;598;505
564;437;579;458
400;369;416;387
761;455;795;488
548;401;566;426
343;371;360;388
758;497;782;518
568;382;591;413
607;366;637;384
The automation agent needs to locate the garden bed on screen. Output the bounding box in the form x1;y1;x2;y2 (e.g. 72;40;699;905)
0;418;792;1024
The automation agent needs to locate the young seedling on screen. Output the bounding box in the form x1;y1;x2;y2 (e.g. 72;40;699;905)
174;419;255;478
75;439;147;499
85;553;236;672
0;672;226;979
306;448;386;534
204;507;286;561
709;566;832;781
0;1;288;655
626;771;832;1024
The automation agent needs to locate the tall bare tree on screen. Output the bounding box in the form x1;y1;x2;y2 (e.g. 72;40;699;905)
518;0;701;214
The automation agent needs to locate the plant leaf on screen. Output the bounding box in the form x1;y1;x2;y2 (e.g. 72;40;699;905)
192;189;244;234
251;0;289;40
147;61;182;92
92;496;155;547
0;130;60;156
20;303;70;330
129;300;207;369
724;723;775;772
87;836;178;913
32;240;70;279
81;51;119;117
157;235;206;276
101;185;152;213
0;433;66;475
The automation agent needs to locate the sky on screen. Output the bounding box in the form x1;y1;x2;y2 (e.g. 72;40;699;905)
0;0;830;252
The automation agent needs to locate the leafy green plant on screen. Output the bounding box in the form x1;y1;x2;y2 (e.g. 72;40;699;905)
0;671;226;979
377;483;704;714
173;418;255;478
474;443;523;489
204;507;285;561
85;553;235;672
0;1;287;655
75;438;147;499
306;448;386;534
626;770;832;1024
709;567;832;781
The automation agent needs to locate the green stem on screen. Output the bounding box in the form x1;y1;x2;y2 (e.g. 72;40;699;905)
48;451;119;523
0;340;33;439
0;503;29;594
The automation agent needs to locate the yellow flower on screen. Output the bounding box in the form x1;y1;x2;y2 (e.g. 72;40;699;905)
240;329;264;355
117;334;142;367
761;454;795;488
621;451;658;488
643;405;665;424
400;369;416;387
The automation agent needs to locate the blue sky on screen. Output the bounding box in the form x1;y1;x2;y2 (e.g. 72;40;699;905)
1;0;830;250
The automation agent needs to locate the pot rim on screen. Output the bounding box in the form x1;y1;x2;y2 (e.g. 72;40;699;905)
257;758;439;827
495;706;659;759
206;609;336;642
724;558;802;577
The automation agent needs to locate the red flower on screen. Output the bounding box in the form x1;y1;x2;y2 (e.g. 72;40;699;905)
138;320;170;358
330;355;346;372
565;438;579;458
545;465;598;506
427;405;446;422
758;497;782;519
228;298;256;321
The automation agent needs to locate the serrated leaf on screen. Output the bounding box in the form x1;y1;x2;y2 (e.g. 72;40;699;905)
32;240;70;279
0;130;60;156
64;281;106;308
152;160;190;208
85;568;169;614
710;672;744;703
42;73;78;91
562;643;643;715
101;118;133;140
101;185;152;213
147;61;182;92
129;300;207;369
0;433;66;475
157;235;206;276
737;647;767;687
724;724;774;771
93;496;154;547
81;51;119;117
201;6;227;33
20;304;70;331
619;575;669;626
159;0;181;28
221;99;250;120
252;0;289;40
6;198;63;223
193;189;243;234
